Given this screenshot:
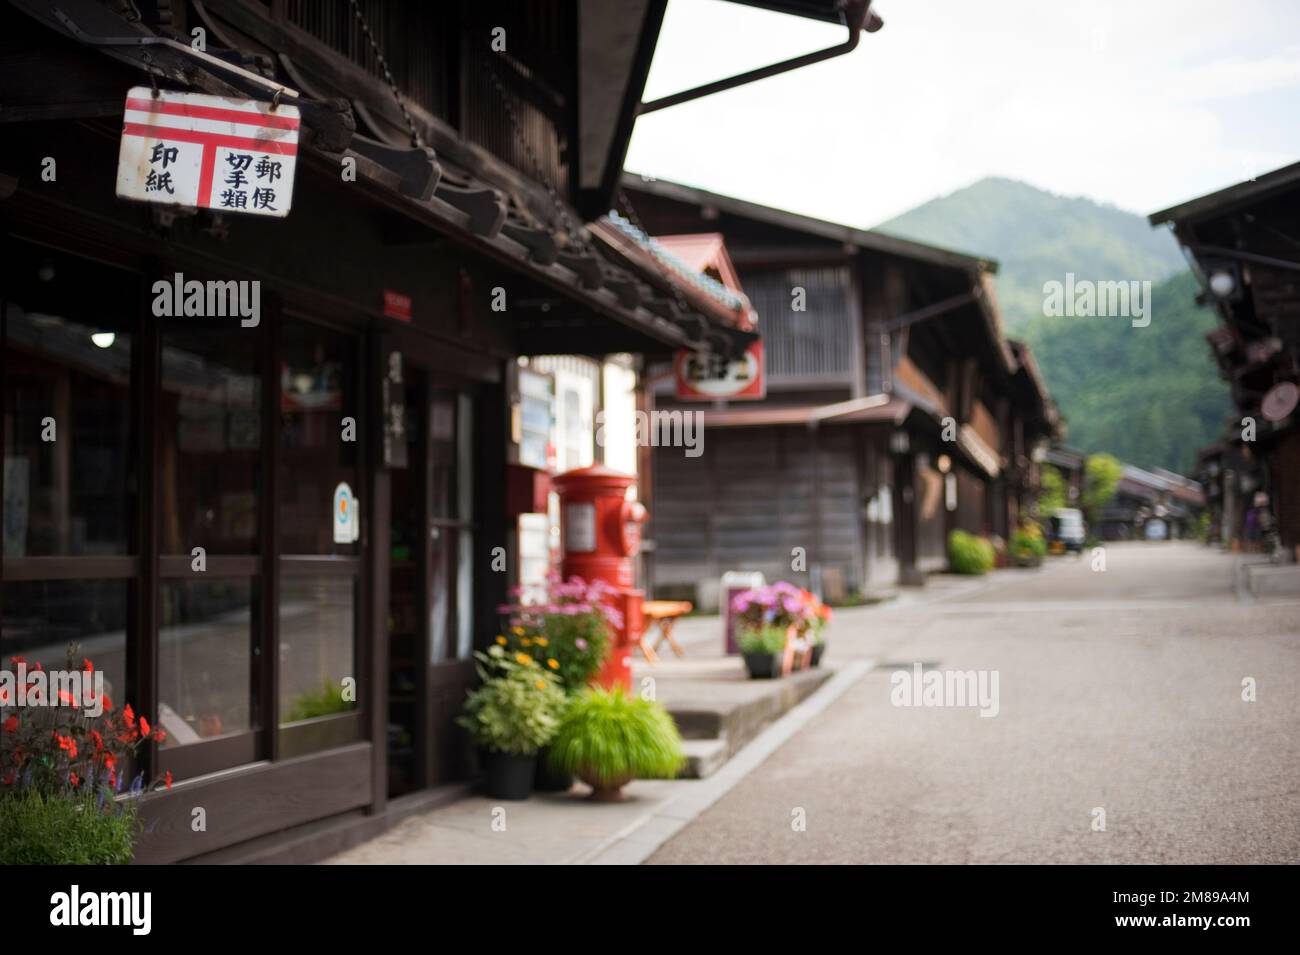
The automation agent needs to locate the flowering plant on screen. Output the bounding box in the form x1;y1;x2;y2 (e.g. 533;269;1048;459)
495;574;619;692
731;582;831;641
458;647;568;755
0;646;172;801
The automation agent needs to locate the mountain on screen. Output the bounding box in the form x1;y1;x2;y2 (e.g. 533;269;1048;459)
876;177;1186;330
874;178;1230;475
1019;271;1232;475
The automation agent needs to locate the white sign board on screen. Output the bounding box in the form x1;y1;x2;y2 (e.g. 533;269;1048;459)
564;502;596;554
116;87;299;218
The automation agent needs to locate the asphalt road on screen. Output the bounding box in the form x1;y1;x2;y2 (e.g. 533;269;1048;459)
646;542;1300;864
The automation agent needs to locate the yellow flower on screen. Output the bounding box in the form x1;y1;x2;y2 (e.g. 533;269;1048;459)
547;659;560;670
535;637;548;647
521;637;532;647
515;652;534;666
511;626;525;636
534;680;547;690
495;636;507;645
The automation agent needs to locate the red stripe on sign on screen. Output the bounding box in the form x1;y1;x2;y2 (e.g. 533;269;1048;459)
197;144;217;208
125;97;299;130
122;123;298;156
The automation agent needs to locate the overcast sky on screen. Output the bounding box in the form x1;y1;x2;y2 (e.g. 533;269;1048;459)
625;0;1300;227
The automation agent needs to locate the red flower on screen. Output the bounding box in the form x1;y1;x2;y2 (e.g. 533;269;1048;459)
0;687;10;705
101;695;113;712
82;658;94;673
57;689;78;707
69;772;79;787
164;770;173;790
123;704;135;728
1;716;15;734
153;729;168;744
53;733;78;758
7;656;24;667
139;716;151;738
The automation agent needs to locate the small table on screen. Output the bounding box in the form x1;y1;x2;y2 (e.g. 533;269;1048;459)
639;600;693;663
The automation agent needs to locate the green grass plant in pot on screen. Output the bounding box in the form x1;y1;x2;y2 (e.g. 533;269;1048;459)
458;647;568;800
547;687;685;801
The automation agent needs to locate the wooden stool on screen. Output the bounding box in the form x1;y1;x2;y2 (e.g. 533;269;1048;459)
639;600;693;662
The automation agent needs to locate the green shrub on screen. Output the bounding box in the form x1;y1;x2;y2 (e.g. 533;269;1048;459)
738;625;788;655
948;529;995;575
547;687;685;787
1009;526;1048;561
457;648;567;755
0;789;138;865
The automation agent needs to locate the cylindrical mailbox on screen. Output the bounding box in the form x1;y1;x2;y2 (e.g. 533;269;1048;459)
553;465;647;692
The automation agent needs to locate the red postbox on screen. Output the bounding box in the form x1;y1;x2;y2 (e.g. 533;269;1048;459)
553;465;647;692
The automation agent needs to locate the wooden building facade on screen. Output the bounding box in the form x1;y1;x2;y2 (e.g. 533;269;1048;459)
0;0;775;862
623;177;1058;609
1152;164;1300;561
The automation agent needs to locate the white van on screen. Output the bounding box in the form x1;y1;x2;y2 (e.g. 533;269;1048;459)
1050;508;1086;553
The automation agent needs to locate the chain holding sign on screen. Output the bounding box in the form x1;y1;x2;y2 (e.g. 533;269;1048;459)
116;87;299;218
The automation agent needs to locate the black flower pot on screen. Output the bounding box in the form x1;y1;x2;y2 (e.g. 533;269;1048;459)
811;642;826;667
742;651;780;679
534;747;575;792
482;751;537;800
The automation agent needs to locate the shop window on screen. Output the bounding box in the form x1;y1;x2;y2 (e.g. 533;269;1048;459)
278;576;358;723
3;293;134;558
0;579;129;706
2;247;136;749
279;320;359;556
277;318;360;752
429;392;473;663
158;579;258;747
159;326;262;554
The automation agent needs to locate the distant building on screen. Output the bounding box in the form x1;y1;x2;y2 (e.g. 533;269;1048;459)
621;176;1058;609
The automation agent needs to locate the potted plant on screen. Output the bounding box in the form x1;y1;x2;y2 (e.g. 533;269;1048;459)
737;625;787;678
1009;522;1048;567
731;582;828;676
458;647;568;800
547;687;685;801
1;646;171;864
495;575;619;791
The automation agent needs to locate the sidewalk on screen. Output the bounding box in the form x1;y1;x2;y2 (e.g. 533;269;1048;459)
321;573;1015;865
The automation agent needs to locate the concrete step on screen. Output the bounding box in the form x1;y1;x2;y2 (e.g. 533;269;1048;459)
664;666;835;778
678;738;728;779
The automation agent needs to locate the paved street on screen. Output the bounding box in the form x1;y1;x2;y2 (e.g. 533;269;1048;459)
647;543;1300;864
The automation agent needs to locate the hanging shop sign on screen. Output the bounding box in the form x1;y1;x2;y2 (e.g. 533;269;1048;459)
116;87;299;218
673;339;765;400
